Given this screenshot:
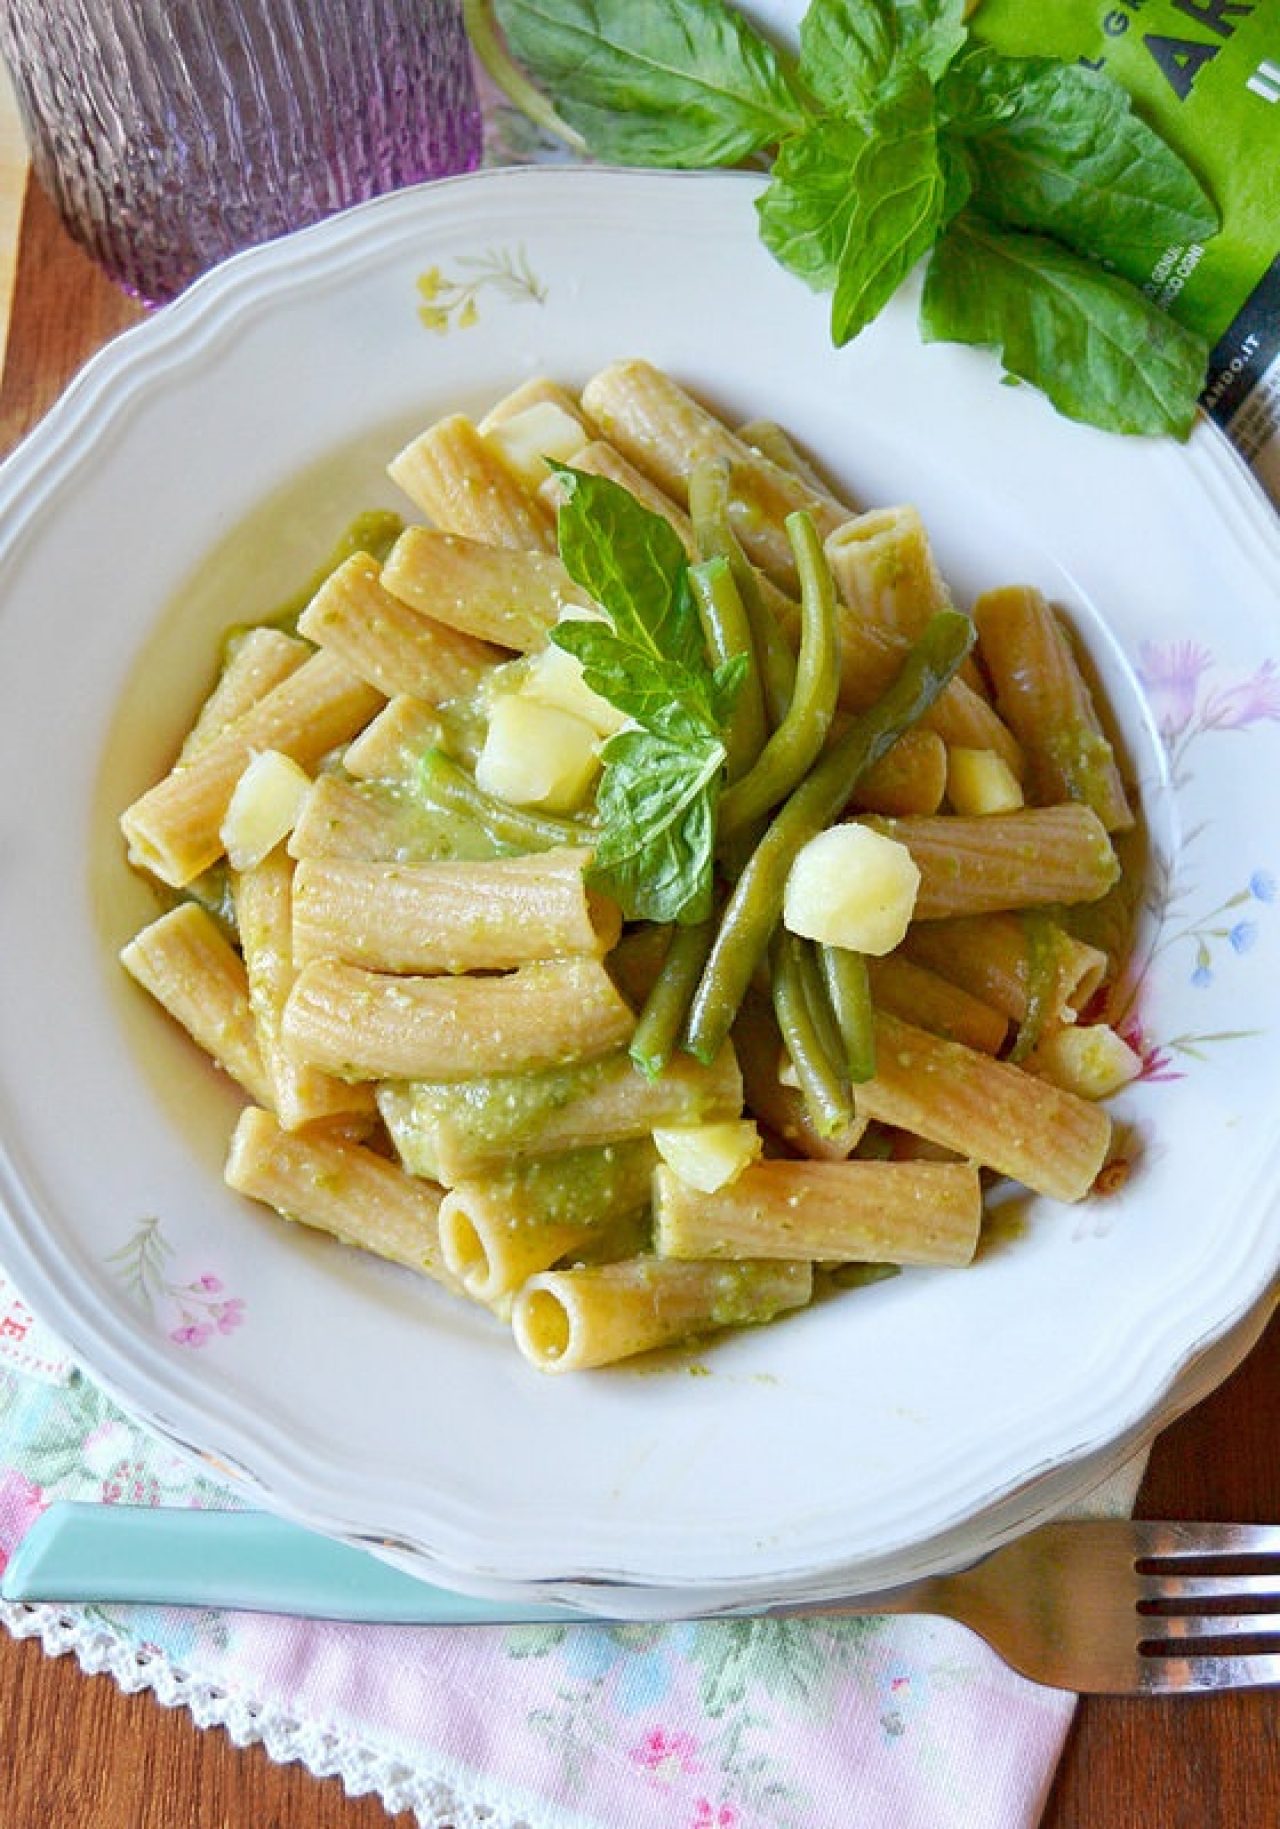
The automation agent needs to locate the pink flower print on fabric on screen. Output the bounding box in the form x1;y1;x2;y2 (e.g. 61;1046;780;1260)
691;1801;739;1829
630;1726;701;1779
0;1467;45;1573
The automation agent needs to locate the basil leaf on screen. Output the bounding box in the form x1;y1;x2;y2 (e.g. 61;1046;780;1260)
552;619;711;729
955;56;1220;284
937;42;1022;133
892;0;967;81
921;212;1210;438
830;72;948;344
491;0;807;167
799;0;966;118
554;467;704;678
757;117;869;290
590;724;725;924
798;0;896;119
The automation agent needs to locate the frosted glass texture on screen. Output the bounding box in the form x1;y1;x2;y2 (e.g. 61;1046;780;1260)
0;0;482;301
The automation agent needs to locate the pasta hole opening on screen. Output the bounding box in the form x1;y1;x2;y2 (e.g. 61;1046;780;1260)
515;1287;573;1367
439;1204;493;1296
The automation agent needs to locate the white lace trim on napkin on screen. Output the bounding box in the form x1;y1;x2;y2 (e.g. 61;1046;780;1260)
0;1598;553;1829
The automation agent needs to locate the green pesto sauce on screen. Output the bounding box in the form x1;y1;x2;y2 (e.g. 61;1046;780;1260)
491;1138;654;1229
406;1053;623;1151
1042;724;1118;818
707;1263;802;1331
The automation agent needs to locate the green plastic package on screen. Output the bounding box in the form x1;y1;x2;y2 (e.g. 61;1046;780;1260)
972;0;1280;497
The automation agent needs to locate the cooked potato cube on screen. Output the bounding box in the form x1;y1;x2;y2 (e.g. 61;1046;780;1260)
520;641;629;737
475;694;600;814
653;1120;762;1193
482;402;589;492
1030;1024;1143;1100
220;749;312;871
783;824;920;956
947;746;1025;815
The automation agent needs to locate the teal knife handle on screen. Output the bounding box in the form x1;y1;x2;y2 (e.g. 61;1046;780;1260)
0;1503;584;1624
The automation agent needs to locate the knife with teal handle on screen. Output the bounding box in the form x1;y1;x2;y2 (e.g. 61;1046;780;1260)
0;1502;586;1623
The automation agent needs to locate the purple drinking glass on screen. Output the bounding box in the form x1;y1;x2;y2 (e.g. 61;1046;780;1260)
0;0;482;304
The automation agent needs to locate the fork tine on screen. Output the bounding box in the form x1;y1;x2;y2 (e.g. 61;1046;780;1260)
1140;1652;1280;1695
1132;1521;1280;1558
1142;1614;1280;1645
1140;1570;1280;1602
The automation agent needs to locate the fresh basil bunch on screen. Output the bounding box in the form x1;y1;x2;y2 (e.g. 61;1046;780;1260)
477;0;1218;438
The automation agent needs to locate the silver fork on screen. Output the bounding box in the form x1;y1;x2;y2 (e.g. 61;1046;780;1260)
780;1520;1280;1694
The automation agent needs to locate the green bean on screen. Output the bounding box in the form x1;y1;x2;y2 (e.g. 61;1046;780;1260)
630;917;715;1080
819;944;876;1083
683;610;975;1064
717;511;841;840
687;557;766;783
689;458;796;728
1008;910;1063;1064
417;749;595;853
770;931;853;1138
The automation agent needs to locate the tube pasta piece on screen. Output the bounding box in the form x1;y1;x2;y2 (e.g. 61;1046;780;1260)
120;652;384;888
291;849;620;973
341;695;446;784
581;360;849;590
902;912;1108;1026
847;727;948;816
225;1106;455;1286
865;954;1008;1055
824;507;954;643
120;904;273;1108
296;552;504;704
654;1158;983;1266
839;613;1019;771
736;418;839;496
289;776;469;865
282;955;636;1083
180;628;311;760
512;1254;813;1373
387;413;556;551
732;991;866;1160
439;1138;656;1303
547;439;697;554
478;375;593;434
380;527;592;652
378;1044;743;1183
863;805;1119;921
233;851;377;1132
974;585;1134;832
854;1011;1111;1202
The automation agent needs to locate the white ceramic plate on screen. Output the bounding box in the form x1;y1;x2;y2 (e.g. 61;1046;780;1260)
1;168;1279;1609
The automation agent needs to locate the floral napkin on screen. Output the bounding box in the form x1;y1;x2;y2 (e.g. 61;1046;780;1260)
0;1260;1147;1829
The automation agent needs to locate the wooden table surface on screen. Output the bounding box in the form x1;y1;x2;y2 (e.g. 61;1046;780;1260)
0;178;1277;1829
